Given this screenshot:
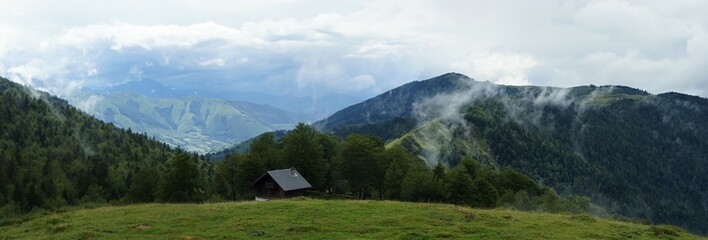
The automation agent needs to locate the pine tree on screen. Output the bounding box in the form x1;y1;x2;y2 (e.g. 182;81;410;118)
339;134;384;199
384;158;405;200
126;168;160;203
280;123;326;190
315;133;340;193
157;154;205;203
249;132;282;170
235;155;265;197
213;155;241;200
447;166;474;205
471;177;499;208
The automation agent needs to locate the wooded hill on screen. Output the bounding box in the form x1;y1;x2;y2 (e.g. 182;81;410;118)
0;77;209;213
314;73;708;235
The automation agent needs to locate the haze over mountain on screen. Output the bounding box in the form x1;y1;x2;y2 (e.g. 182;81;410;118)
73;78;358;153
85;93;310;153
101;78;361;118
314;73;708;234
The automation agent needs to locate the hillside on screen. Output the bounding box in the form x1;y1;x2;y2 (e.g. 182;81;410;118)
0;199;702;239
81;93;313;153
315;73;468;132
314;73;708;235
0;77;189;214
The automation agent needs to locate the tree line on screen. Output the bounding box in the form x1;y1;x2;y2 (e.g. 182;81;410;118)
0;77;597;221
147;123;600;215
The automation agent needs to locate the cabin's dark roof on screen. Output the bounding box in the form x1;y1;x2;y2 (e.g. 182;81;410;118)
253;168;312;191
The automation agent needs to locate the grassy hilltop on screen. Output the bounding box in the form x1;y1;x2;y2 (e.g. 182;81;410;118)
0;199;702;240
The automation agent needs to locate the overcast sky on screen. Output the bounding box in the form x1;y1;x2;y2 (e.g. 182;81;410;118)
1;0;708;99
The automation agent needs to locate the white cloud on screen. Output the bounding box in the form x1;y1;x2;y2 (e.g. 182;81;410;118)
1;0;708;101
453;53;538;86
346;75;376;91
87;68;98;77
57;21;261;51
199;58;226;67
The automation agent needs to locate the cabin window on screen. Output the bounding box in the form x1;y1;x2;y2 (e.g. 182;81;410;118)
265;182;274;189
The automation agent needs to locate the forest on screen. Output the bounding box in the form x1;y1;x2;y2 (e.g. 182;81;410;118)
209;124;600;216
0;77;599;221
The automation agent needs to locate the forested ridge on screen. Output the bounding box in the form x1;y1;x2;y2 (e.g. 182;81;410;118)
315;73;708;235
0;77;208;213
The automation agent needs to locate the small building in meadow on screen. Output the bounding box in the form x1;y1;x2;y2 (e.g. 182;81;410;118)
252;168;312;199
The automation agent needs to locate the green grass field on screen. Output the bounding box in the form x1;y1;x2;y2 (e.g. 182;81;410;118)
0;198;703;239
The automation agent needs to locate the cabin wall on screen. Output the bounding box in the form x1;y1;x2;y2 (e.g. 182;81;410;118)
284;189;306;198
255;177;281;199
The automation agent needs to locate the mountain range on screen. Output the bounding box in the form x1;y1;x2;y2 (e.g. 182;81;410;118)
76;78;361;153
102;78;361;118
80;93;312;153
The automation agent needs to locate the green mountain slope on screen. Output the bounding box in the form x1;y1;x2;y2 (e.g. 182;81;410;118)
315;73;467;131
83;93;313;153
315;73;708;235
0;77;186;212
1;199;702;239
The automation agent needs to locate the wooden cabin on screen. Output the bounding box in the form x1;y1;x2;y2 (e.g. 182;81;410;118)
252;168;312;199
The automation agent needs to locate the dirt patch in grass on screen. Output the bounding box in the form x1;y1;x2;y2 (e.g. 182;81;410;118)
181;236;205;240
79;231;96;239
134;223;150;230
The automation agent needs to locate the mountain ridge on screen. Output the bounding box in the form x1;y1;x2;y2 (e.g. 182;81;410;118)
314;72;708;235
99;78;363;118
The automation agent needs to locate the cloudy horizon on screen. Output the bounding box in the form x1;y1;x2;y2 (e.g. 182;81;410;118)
2;0;708;101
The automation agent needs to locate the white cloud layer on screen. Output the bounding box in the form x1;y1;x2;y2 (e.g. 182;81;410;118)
1;0;708;100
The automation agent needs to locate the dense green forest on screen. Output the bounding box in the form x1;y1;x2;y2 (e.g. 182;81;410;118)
0;78;208;214
0;77;595;220
314;73;708;235
208;124;601;216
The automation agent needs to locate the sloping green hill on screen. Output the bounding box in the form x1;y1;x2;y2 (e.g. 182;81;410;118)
314;72;468;133
0;199;702;239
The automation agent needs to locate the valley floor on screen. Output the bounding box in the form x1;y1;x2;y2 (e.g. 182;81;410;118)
0;199;702;239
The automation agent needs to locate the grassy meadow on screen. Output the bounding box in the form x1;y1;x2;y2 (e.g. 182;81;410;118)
0;198;703;239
